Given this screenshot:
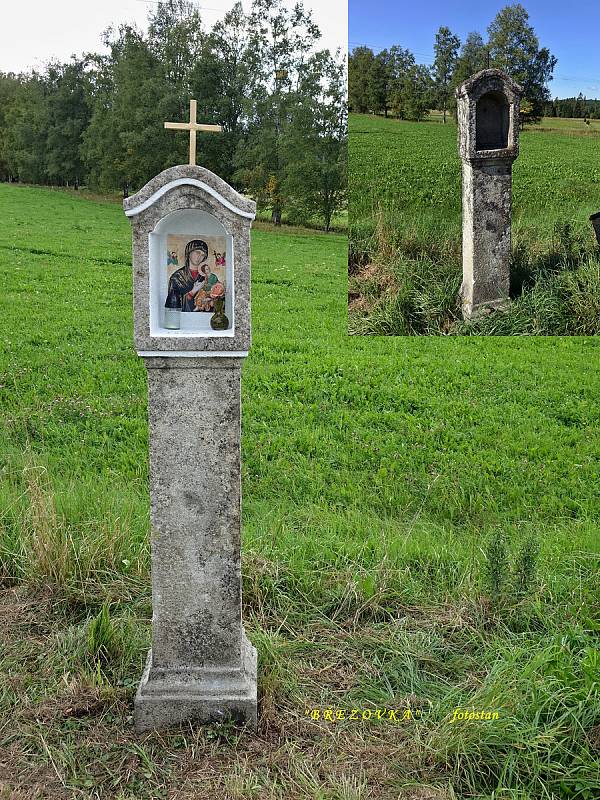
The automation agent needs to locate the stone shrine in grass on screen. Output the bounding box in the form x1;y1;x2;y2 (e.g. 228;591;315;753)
456;69;523;319
124;101;257;732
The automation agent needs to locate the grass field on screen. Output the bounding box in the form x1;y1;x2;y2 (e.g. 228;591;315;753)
425;112;600;134
349;114;600;335
1;183;599;798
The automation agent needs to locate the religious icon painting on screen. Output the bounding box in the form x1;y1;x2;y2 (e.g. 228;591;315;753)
165;234;227;313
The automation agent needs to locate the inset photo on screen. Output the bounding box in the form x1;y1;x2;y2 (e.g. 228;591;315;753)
348;2;600;335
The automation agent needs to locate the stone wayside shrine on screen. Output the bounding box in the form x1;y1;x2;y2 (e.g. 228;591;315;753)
456;69;523;319
123;101;258;732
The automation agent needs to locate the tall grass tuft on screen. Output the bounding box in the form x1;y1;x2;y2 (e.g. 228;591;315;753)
483;532;541;618
559;256;600;334
20;456;74;588
430;630;600;798
87;602;117;665
514;535;539;598
350;220;600;336
484;533;509;602
0;452;149;602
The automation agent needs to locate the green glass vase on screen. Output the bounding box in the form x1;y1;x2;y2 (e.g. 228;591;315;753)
210;296;229;330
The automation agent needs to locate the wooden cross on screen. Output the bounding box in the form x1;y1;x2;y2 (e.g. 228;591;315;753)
164;99;222;166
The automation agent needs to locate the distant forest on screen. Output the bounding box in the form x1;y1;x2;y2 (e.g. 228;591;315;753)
0;0;347;230
544;98;600;119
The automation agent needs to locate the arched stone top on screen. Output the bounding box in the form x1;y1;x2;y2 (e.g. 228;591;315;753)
455;68;523;104
124;164;254;355
456;69;522;162
124;165;256;220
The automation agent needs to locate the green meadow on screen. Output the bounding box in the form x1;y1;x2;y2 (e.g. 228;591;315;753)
426;111;600;134
349;113;600;335
1;183;599;798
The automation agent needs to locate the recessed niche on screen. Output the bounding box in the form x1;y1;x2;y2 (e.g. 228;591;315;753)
148;208;234;337
476;91;509;151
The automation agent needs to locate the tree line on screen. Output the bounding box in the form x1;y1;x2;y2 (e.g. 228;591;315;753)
349;3;559;125
0;0;347;231
544;97;600;120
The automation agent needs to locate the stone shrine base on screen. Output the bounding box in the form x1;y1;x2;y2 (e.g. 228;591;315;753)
134;633;257;732
461;295;511;320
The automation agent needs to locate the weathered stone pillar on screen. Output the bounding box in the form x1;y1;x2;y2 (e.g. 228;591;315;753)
456;69;522;319
124;166;257;732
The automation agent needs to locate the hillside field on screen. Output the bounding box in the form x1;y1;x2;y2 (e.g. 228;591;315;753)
349;113;600;335
0;184;599;798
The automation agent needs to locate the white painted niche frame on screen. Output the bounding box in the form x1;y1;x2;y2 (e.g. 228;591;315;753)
149;208;235;338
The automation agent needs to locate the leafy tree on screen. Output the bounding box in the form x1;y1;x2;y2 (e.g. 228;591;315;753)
4;73;49;184
235;0;321;225
574;92;586;118
45;60;91;186
390;63;432;121
370;50;393;116
147;0;203;90
453;32;489;87
432;26;460;123
80;53;119;190
0;73;20;181
519;98;533;127
281;51;346;230
385;47;418;117
487;3;557;124
83;26;168;192
190;2;251;183
348;47;376;113
146;0;205;169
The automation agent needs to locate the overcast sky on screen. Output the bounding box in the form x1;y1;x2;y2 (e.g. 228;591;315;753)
0;0;347;74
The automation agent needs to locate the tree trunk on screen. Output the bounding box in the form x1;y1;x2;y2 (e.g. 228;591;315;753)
271;205;281;226
324;201;332;233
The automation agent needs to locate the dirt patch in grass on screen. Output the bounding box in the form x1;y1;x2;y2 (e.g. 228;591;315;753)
348;261;399;318
397;789;450;800
0;586;51;625
348;292;373;314
587;723;600;752
23;684;119;723
356;262;397;290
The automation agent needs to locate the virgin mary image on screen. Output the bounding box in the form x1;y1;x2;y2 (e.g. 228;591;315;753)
164;239;222;312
